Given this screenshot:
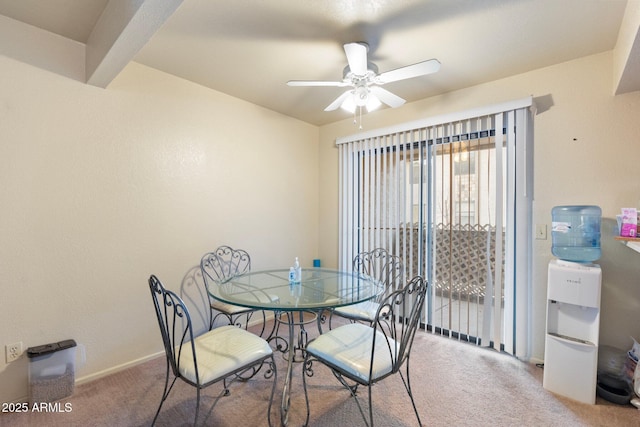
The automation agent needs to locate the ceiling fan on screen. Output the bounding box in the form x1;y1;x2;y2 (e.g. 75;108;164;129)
287;42;440;114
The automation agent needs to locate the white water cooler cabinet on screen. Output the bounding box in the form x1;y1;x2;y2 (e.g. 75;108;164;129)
543;259;601;404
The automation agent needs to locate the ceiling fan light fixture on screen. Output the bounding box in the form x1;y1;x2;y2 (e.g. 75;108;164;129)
365;94;382;111
340;87;381;113
340;94;356;113
355;86;369;106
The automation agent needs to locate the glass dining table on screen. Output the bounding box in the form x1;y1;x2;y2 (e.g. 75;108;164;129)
209;267;384;426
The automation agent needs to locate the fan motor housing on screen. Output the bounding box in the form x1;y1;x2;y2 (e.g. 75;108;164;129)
343;62;378;79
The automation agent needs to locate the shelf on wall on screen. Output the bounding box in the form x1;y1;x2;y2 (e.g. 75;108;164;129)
614;236;640;253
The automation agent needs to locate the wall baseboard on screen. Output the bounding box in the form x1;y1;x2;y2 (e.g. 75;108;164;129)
75;351;164;385
77;313;279;386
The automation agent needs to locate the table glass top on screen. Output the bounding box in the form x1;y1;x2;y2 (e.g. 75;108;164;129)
209;268;383;311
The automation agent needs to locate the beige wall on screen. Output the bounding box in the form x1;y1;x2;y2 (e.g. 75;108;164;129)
318;51;640;362
0;58;319;402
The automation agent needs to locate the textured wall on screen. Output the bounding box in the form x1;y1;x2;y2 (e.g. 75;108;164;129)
0;58;319;402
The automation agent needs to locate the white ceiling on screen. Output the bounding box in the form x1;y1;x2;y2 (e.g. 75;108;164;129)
0;0;637;126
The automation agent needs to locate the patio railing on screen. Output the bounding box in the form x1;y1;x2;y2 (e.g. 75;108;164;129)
396;223;505;303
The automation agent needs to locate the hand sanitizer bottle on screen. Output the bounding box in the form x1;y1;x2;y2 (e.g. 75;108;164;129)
293;257;301;283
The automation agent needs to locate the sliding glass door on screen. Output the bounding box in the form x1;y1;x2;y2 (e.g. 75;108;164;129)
338;99;533;358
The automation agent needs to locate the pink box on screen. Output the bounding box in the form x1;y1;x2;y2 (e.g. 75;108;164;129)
620;208;638;237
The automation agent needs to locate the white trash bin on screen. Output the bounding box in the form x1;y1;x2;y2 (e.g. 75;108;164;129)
27;339;78;404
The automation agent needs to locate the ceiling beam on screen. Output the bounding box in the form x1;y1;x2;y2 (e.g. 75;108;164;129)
0;14;85;82
613;0;640;95
85;0;183;88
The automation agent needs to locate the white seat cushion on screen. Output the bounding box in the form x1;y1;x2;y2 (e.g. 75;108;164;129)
211;293;279;315
306;323;397;384
333;300;380;322
210;299;254;315
178;325;272;385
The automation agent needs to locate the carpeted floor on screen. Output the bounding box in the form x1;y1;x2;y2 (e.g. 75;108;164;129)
2;324;640;427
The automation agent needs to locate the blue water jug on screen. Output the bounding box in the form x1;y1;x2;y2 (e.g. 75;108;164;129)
551;205;601;262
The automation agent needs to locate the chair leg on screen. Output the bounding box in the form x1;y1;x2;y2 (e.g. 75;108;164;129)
329;370;370;426
194;387;201;426
328;310;335;330
368;383;374;427
152;359;178;426
302;354;311;427
316;309;324;335
401;360;423;426
264;310;279;341
266;355;278;427
254;311;266;337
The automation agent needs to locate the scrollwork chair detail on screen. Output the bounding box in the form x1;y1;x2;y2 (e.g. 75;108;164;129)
329;247;404;329
179;265;211;337
200;246;275;337
303;275;427;427
148;275;277;426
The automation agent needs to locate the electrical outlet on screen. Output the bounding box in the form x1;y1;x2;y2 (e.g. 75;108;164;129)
5;342;23;363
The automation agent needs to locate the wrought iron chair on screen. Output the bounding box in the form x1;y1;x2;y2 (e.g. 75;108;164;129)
200;246;275;337
148;275;277;426
303;275;427;427
329;247;404;329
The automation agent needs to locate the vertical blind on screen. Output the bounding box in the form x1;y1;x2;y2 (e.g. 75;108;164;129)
337;98;534;358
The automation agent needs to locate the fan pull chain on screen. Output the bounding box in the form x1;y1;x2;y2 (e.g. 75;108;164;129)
351;106;364;129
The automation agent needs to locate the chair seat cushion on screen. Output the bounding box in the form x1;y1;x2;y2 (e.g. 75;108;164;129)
333;300;380;322
211;293;279;315
178;325;272;385
306;323;397;384
210;299;254;315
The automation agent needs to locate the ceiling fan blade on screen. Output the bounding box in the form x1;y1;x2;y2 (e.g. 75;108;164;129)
369;86;406;108
377;59;441;84
287;80;349;87
324;90;353;111
344;42;368;76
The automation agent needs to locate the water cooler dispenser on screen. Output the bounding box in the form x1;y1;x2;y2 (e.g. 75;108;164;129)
543;205;602;404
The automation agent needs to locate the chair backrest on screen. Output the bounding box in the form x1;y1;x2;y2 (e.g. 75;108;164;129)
201;246;251;286
353;248;404;298
149;275;199;382
179;265;210;336
372;275;427;376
